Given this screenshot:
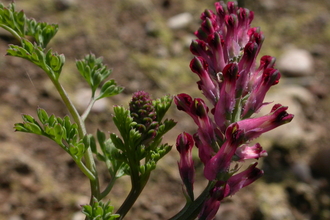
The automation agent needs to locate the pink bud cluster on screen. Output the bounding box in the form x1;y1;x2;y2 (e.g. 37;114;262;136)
174;1;293;219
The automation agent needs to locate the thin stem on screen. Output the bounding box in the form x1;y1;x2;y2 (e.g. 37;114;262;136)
81;97;96;121
51;78;101;200
100;176;117;200
0;24;22;42
232;97;242;123
75;158;96;181
169;181;215;220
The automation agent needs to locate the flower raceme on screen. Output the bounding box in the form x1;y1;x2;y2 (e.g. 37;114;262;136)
174;1;294;219
129;91;159;145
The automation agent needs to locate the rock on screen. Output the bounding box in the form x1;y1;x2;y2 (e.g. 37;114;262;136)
71;212;85;220
167;13;193;29
257;183;295;220
259;0;277;10
54;0;77;11
8;216;23;220
291;161;313;183
257;85;322;149
310;148;330;181
277;48;314;76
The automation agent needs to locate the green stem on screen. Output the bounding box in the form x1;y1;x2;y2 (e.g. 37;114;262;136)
116;173;149;220
0;24;22;42
231;97;242;123
51;78;101;201
81;97;96;121
116;149;150;220
75;158;96;181
169;181;215;220
100;177;117;200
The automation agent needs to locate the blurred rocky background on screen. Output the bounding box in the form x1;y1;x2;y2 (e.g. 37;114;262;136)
0;0;329;219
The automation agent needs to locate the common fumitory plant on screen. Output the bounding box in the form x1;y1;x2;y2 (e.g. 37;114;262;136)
172;1;294;220
0;1;294;220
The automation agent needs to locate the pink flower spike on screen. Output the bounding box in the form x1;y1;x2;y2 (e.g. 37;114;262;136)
235;143;268;161
227;162;264;196
176;132;195;200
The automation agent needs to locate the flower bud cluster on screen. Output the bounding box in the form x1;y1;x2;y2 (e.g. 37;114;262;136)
175;1;294;218
129;91;159;145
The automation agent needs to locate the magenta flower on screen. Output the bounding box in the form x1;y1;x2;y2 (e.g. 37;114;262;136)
235;143;267;161
236;104;294;141
198;182;229;220
204;123;245;180
174;1;294;219
226;162;263;196
176;132;195;200
199;163;263;220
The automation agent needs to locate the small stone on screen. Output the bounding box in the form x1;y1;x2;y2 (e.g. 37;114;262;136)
167;13;193;29
8;216;23;220
277;48;314;76
291;161;313;183
54;0;77;11
258;85;322;149
71;212;85;220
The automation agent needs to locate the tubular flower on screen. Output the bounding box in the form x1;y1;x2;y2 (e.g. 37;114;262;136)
176;132;195;201
234;143;268;161
174;1;294;218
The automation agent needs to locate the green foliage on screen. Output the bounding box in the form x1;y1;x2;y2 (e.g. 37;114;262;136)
7;38;65;79
82;198;120;220
153;95;173;122
87;130;128;178
76;54;124;99
0;3;58;47
26;19;59;48
0;3;26;38
0;3;63;80
14;108;86;158
109;95;176;177
1;2;176;219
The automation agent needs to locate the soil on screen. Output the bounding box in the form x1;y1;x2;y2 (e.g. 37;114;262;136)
0;0;330;220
